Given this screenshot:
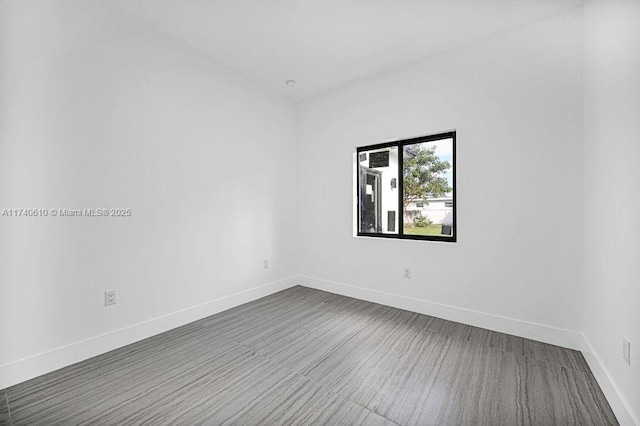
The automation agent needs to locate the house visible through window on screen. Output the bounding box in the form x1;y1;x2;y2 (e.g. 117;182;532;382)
356;131;456;242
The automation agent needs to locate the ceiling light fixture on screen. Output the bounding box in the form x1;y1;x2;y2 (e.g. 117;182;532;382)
286;80;296;88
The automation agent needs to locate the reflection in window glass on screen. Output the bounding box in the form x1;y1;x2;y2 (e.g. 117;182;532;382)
402;138;454;238
358;147;399;234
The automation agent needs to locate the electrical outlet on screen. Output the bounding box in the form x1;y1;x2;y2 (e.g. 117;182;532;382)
623;338;631;365
263;259;269;269
403;268;411;279
104;290;116;306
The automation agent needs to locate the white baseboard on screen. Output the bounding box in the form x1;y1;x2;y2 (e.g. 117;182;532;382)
0;276;299;390
299;275;583;350
581;335;639;426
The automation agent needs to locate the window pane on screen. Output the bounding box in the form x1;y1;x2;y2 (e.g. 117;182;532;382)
358;146;399;234
403;138;454;238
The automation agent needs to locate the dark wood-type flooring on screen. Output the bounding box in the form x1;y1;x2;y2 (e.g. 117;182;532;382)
1;286;617;425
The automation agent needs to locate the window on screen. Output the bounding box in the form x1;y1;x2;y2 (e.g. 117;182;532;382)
356;131;456;242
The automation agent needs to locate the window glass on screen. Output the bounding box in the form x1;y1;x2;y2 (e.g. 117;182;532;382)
403;138;454;238
358;146;399;234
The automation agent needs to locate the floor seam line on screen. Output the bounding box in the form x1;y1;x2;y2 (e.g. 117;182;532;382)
236;341;404;425
4;389;12;425
347;399;402;426
235;341;337;391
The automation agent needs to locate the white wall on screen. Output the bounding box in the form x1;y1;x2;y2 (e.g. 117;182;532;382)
583;0;640;423
298;10;584;342
0;0;298;388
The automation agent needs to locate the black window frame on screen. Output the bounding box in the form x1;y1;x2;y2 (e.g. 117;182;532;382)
356;131;456;243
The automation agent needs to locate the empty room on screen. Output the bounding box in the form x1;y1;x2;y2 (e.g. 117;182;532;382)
1;0;638;424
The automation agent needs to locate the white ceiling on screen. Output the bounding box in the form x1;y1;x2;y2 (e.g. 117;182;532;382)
102;0;582;101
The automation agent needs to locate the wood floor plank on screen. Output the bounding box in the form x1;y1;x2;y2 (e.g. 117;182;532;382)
196;287;353;344
245;300;399;372
3;286;617;425
467;327;591;373
427;341;614;426
7;337;243;424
